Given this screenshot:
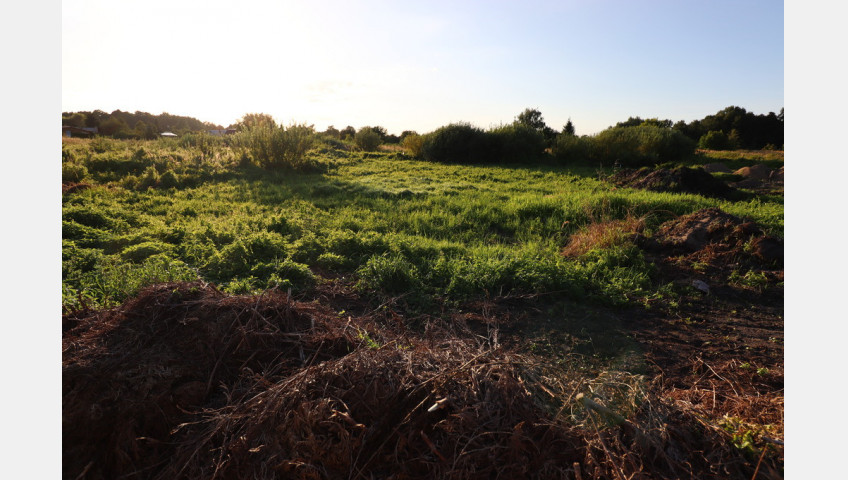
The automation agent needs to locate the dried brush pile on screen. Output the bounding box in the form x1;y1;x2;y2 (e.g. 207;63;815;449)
63;282;782;479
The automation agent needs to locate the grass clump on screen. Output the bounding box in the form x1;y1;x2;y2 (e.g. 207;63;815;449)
63;254;198;310
562;215;646;257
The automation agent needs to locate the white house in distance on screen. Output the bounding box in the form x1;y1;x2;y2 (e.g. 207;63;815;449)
62;126;98;137
160;132;178;137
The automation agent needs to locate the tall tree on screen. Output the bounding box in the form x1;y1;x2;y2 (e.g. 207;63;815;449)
562;119;575;136
516;108;547;131
236;113;277;130
340;126;356;140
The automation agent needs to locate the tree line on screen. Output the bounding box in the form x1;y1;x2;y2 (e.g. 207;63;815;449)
614;106;784;150
62;110;223;139
63;105;783;152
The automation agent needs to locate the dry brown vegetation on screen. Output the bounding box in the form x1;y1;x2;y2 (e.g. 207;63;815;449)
64;278;782;479
561;215;645;258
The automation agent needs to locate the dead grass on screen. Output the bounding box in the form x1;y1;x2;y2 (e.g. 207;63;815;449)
63;282;783;479
562;215;646;257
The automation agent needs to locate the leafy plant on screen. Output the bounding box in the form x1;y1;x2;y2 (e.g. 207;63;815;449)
354;127;383;151
232;122;316;170
591;124;695;167
698;130;731;150
401;133;425;157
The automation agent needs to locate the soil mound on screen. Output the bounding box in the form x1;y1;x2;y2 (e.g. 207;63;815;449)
652;208;782;262
64;281;783;479
610;166;734;198
640;208;783;290
770;165;784;182
733;164;772;180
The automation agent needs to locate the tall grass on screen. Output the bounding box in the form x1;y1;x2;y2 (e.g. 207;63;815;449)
62;138;783;309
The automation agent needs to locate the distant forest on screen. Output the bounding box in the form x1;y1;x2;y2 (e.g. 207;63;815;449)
62;105;783;150
61;110;224;140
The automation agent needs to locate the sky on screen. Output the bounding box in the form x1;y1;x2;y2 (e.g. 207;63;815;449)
62;0;784;135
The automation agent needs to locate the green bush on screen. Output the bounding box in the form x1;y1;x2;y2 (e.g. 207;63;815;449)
591;125;695;167
552;134;591;162
401;133;425;158
488;123;547;163
233;123;316;169
698;130;731;150
354;127;383;151
421;123;492;164
419;122;547;164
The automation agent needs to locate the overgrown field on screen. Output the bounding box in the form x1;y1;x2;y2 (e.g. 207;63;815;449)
62;136;784;479
62;137;782;311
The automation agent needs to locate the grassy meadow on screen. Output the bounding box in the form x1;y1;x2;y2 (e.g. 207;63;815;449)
62;136;783;311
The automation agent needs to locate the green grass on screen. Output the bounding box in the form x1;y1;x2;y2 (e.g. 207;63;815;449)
62;138;783;310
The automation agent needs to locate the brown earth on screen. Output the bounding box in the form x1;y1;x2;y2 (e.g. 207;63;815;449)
609;166;735;198
729;164;783;194
63;210;783;480
734;164;773;181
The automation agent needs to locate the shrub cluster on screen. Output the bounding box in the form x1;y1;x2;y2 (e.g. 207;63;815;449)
551;134;591;163
590;125;695;167
552;125;695;167
232;123;316;169
698;130;734;150
354;127;383;151
400;133;425;157
415;122;546;164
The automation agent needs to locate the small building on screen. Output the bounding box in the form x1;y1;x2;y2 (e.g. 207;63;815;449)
160;131;178;137
207;129;237;136
62;126;98;138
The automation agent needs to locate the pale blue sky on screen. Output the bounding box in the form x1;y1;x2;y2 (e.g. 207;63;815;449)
63;0;783;134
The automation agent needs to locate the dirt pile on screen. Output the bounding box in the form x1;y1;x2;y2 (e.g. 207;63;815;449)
64;281;783;479
639;207;783;291
733;164;772;181
610;166;735;198
729;164;783;192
